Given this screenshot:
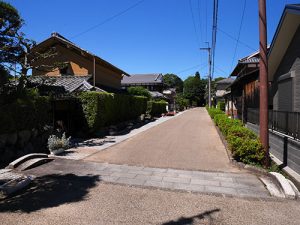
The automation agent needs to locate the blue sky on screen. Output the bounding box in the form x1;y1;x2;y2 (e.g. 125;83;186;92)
7;0;300;80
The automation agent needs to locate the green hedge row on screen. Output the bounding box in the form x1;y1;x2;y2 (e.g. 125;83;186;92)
0;96;51;134
78;92;148;132
207;107;264;165
147;100;167;117
217;101;225;111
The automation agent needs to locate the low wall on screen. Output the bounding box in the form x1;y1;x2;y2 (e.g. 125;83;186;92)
0;128;51;168
247;123;300;175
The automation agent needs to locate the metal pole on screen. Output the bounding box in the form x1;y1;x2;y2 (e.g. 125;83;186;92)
258;0;270;167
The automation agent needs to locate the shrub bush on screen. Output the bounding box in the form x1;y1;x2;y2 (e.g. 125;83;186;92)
148;100;167;116
207;107;223;119
0;96;51;134
127;86;151;99
217;101;225;111
78;92;148;132
206;107;265;166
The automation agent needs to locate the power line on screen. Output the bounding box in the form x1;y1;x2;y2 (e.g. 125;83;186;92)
175;63;207;74
217;28;256;51
70;0;145;39
197;0;202;42
230;0;247;70
189;0;201;47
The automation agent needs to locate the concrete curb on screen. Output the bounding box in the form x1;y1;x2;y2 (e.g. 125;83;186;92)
6;153;48;169
270;172;299;199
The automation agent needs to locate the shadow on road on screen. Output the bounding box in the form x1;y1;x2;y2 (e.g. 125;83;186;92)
0;173;100;213
161;208;220;225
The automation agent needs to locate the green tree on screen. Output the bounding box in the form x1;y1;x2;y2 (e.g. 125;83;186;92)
183;72;207;106
127;86;151;99
163;73;183;92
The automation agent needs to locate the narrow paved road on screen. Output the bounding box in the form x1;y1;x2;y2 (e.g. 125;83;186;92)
85;108;238;172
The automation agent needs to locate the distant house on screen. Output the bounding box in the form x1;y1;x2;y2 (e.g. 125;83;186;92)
228;51;260;121
214;77;235;115
30;32;129;93
269;4;300;112
121;73;164;98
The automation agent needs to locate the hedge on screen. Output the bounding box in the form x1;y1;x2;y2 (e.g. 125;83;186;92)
147;100;167;117
217;101;225;111
78;92;147;132
207;107;264;165
0;96;51;134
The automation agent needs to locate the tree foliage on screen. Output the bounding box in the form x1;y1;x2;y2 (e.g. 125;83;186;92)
127;86;151;99
183;72;206;106
163;73;183;92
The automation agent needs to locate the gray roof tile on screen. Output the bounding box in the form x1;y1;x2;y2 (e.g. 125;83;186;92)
122;74;163;85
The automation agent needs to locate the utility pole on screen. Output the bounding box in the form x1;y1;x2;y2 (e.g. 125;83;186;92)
200;45;212;108
258;0;270;167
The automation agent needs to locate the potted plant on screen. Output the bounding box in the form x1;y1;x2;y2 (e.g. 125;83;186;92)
47;133;71;155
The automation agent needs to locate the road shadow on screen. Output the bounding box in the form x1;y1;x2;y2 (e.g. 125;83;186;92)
161;209;220;225
0;173;100;213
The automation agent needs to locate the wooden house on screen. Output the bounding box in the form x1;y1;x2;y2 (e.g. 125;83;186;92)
30;32;129;92
228;52;260;122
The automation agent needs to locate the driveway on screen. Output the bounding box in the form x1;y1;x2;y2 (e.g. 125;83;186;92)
84;108;238;172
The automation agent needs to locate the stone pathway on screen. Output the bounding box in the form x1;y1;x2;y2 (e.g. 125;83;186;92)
24;158;271;199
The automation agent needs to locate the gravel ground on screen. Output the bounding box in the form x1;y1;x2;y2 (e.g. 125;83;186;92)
0;182;299;225
85;108;238;172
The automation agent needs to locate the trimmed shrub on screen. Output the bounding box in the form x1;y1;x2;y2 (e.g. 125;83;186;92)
148;100;167;116
217;101;225;111
0;96;51;134
207;107;223;119
206;107;265;166
78;92;148;132
231;138;264;164
127;86;151;99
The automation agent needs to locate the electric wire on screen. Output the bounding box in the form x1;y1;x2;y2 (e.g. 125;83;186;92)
230;0;247;71
70;0;145;39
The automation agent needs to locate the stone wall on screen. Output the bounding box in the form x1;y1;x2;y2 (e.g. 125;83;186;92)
0;128;51;168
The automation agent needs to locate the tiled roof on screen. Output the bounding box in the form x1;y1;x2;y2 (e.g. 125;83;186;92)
29;75;104;93
216;77;235;84
238;57;259;64
121;74;163;85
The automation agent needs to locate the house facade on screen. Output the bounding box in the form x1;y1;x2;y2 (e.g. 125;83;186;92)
121;73;163;92
269;5;300;112
30;32;128;91
228;52;260;121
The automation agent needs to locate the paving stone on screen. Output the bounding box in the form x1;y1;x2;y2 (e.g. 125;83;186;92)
163;177;191;184
116;177;146;186
237;188;270;198
173;183;205;192
100;176;119;183
234;177;262;187
153;172;179;178
110;172;136;179
191;178;220;186
144;180;175;189
149;175;164;181
205;185;238;196
143;167;167;173
127;170;153;176
220;181;262;189
167;169;193;175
